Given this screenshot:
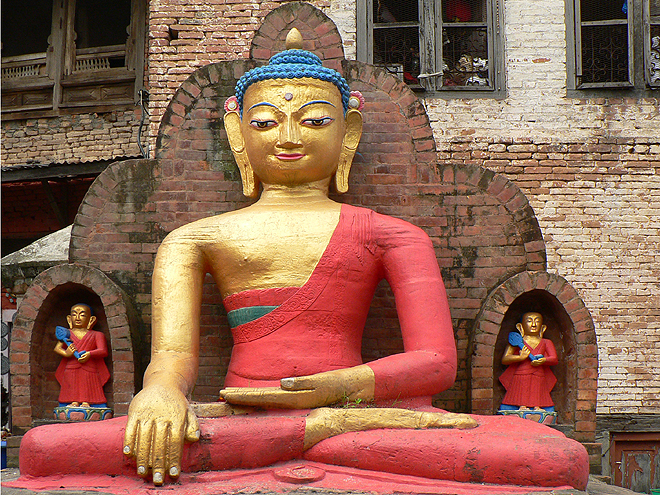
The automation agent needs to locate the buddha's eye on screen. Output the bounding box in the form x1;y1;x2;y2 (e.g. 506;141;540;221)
302;117;333;127
249;120;277;129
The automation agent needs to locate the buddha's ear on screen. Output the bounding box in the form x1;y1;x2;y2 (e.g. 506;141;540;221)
334;109;363;194
515;322;524;335
224;111;259;199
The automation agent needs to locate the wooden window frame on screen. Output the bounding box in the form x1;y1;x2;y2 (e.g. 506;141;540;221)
1;0;145;119
566;0;660;94
357;0;505;98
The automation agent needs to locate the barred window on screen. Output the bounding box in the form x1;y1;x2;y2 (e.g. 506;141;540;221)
358;0;503;95
569;0;660;90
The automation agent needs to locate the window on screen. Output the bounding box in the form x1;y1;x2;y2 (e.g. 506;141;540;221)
568;0;660;90
1;0;145;116
357;0;503;95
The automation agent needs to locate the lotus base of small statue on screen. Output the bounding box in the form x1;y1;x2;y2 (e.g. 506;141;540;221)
497;408;557;425
54;404;113;422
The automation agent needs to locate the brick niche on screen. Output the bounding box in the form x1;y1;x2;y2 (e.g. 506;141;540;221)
10;263;139;433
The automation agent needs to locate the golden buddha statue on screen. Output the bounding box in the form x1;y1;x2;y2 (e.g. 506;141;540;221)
122;29;475;484
16;29;588;492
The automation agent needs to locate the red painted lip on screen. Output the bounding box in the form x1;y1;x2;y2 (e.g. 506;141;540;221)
276;153;306;160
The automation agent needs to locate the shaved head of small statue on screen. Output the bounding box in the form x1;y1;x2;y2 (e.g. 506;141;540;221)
18;29;590;492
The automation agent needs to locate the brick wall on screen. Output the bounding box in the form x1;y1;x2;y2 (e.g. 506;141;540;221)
440;137;660;415
2;178;93;241
10;263;139;433
1;110;142;167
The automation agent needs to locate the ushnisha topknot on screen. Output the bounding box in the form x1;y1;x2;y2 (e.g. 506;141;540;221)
234;28;351;115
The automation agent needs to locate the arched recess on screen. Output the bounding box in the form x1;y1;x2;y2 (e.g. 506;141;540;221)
9;263;138;433
469;270;598;443
250;1;345;70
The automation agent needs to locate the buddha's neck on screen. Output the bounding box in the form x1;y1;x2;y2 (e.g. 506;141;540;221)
257;180;335;207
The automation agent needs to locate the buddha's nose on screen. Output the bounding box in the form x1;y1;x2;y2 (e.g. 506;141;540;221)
279;117;302;148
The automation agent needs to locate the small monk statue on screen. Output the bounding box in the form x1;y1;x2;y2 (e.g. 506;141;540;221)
499;311;558;412
17;29;588;491
53;303;110;408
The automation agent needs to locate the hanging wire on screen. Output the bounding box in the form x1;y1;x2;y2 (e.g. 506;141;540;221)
137;89;150;159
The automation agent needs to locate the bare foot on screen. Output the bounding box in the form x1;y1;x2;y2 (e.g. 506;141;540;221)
304;407;478;449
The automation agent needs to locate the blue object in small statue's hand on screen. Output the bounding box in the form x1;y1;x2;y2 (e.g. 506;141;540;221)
507;332;543;361
55;325;84;359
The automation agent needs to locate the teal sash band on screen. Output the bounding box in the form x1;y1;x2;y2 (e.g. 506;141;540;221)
227;305;279;329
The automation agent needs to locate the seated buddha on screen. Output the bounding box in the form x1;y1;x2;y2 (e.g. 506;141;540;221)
18;29;588;491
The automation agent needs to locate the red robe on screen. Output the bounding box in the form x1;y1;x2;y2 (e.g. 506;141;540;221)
499;339;558;408
55;330;110;404
222;204;457;403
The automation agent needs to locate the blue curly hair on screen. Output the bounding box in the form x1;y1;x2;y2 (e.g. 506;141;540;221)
235;49;351;115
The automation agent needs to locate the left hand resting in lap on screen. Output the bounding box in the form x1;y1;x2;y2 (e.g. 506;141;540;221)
220;364;375;409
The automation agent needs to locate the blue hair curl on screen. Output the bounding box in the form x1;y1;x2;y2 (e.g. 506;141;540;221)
235;49;350;115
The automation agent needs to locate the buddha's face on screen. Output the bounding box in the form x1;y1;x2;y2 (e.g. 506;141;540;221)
240;78;347;187
68;304;93;329
520;312;544;336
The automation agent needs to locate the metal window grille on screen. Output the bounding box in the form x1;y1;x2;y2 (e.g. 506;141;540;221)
574;0;634;87
363;0;495;92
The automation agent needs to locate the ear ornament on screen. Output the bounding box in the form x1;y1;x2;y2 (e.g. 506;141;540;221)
224;96;239;113
348;91;365;111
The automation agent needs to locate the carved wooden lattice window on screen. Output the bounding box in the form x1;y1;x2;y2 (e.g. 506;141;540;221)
357;0;502;95
1;0;145;116
570;0;660;90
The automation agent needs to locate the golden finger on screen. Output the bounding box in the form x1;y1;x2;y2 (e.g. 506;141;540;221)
280;375;318;391
166;418;186;479
222;388;316;408
123;416;138;457
150;422;167;485
135;420;153;477
184;405;201;443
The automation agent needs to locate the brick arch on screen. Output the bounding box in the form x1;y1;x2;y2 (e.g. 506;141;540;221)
442;162;546;271
9;263;138;433
341;60;438;194
250;2;345;70
469;270;597;442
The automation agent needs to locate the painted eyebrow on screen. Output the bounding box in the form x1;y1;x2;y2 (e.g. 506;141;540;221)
247;102;280;112
299;100;336;110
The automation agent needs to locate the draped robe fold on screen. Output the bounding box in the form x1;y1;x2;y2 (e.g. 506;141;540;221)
499;339;558;408
55;330;110;404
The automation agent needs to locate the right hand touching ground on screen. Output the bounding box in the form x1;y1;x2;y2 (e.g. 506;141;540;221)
123;384;200;485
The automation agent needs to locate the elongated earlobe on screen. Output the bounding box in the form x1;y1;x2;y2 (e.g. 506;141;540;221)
224;110;259;198
334;109;363;194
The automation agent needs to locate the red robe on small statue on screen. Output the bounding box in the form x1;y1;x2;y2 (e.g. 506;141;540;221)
499;338;557;408
55;329;110;405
